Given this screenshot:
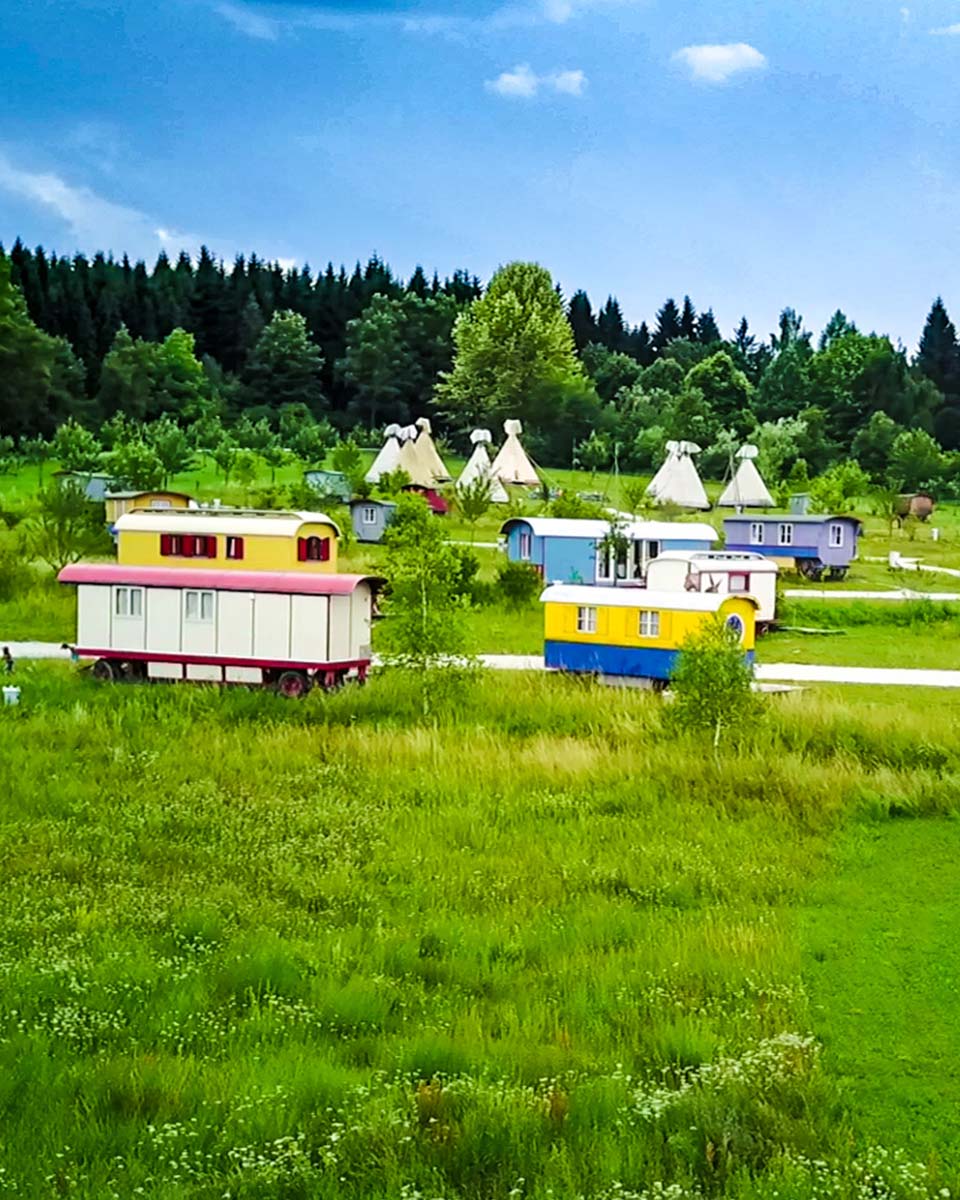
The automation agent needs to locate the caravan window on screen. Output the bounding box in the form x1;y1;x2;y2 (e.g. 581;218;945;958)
829;523;844;548
115;587;143;618
226;536;244;560
638;610;660;638
749;522;765;545
728;572;749;592
298;536;331;562
362;506;377;525
518;531;532;561
576;606;597;634
777;523;794;547
185;590;215;622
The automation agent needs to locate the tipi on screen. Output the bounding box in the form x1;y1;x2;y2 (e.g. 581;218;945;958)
490;419;539;486
365;423;403;484
646;441;710;510
397;424;431;487
456;430;509;503
414;417;451;484
718;444;774;509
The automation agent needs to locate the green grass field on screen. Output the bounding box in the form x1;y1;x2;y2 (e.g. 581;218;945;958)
1;667;960;1198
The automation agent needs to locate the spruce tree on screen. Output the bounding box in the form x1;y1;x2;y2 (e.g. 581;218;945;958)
679;295;698;341
597;297;626;352
567;290;597;351
244;310;326;418
917;297;960;399
653;298;682;351
697;308;721;344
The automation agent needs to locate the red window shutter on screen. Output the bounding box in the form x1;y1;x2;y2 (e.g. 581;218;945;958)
297;537;308;562
235;537;244;560
160;534;172;556
206;536;217;558
319;537;330;562
182;535;195;558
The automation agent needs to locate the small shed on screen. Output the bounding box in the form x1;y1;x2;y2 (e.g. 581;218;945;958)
304;470;352;503
55;471;110;502
350;498;397;543
501;517;718;584
723;514;861;580
105;490;193;526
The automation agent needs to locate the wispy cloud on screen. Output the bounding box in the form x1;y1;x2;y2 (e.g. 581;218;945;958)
213;0;647;40
486;63;587;98
0;150;202;259
931;21;960;35
215;0;280;39
672;42;767;84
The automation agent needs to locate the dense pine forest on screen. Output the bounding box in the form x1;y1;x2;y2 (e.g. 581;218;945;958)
3;237;960;492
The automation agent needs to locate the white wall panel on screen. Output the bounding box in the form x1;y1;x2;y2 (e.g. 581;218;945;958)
351;584;373;659
327;595;351;661
252;594;290;661
145;588;181;654
77;585;111;648
217;591;254;658
182;591;217;656
290;595;329;663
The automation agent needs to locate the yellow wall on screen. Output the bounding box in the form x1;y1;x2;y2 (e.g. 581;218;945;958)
117;520;339;572
544;595;756;650
106;493;192;524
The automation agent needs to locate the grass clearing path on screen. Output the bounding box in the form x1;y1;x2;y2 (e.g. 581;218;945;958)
802;818;960;1169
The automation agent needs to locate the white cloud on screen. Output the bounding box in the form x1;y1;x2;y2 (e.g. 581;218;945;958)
551;68;587;95
487;63;540;97
931;21;960;34
215;0;280;39
486;63;587;98
672;42;767;84
0;150;202;259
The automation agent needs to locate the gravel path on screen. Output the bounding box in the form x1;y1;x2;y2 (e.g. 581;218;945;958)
6;644;960;689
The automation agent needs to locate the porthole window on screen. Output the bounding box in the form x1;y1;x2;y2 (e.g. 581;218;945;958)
725;613;745;642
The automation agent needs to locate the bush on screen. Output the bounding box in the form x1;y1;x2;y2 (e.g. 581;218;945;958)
448;545;480;600
666;617;760;745
0;544;31;603
497;561;543;610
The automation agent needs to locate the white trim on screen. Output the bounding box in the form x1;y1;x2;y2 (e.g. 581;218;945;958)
749;522;765;545
184;589;215;623
777;523;794;547
638;610;660;638
576;605;597;633
829;522;844;548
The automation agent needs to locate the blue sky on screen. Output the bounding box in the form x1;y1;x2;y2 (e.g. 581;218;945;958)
2;0;959;347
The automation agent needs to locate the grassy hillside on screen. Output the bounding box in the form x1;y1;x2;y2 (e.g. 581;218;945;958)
0;668;959;1197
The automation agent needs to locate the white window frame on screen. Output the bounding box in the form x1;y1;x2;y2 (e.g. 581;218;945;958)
829;522;844;548
749;522;765;545
576;605;597;634
362;505;377;525
728;572;749;592
638;610;660;638
518;531;532;562
184;589;215;623
115;587;143;618
777;523;794;547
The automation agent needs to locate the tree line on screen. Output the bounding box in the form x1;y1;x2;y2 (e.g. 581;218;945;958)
3;240;960;493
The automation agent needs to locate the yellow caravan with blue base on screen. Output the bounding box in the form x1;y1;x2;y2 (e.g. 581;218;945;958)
541;585;758;682
115;509;340;573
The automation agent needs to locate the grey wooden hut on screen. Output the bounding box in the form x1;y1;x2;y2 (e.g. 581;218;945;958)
350;498;397;543
304;469;352;503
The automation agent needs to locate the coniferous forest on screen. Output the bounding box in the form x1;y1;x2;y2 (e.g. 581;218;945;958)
4;237;960;492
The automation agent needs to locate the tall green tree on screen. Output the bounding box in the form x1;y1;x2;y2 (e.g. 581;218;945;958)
339;294;410;428
567;290;597;351
436;262;590;431
652;298;681;351
243;310;326;418
685;351;755;437
679;295;698;341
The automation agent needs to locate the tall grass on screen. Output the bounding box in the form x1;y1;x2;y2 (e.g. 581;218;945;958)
0;668;957;1197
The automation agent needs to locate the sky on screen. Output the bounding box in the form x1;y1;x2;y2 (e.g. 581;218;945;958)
2;0;960;348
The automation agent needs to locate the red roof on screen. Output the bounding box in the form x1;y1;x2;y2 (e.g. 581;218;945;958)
58;564;381;596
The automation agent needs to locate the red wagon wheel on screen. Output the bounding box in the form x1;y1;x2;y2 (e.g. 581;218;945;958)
276;670;310;699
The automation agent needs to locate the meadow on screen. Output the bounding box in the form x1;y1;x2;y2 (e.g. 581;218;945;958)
1;665;960;1198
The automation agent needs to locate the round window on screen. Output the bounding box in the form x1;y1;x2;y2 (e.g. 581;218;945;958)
725;613;745;642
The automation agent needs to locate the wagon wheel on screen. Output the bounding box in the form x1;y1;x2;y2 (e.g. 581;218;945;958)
92;658;118;682
276;670;311;699
321;670;345;693
828;566;848;581
120;660;147;682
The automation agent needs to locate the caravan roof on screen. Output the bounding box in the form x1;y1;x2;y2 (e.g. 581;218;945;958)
540;584;758;612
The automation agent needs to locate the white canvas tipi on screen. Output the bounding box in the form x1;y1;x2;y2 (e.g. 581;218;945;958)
365;423;403;484
456;430;509;503
397;424;431;487
718;444;775;508
490;419;539;486
646;440;710;510
414;417;451;484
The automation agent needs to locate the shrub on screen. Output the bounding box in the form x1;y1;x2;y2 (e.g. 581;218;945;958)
666;617;760;745
497;561;543;610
